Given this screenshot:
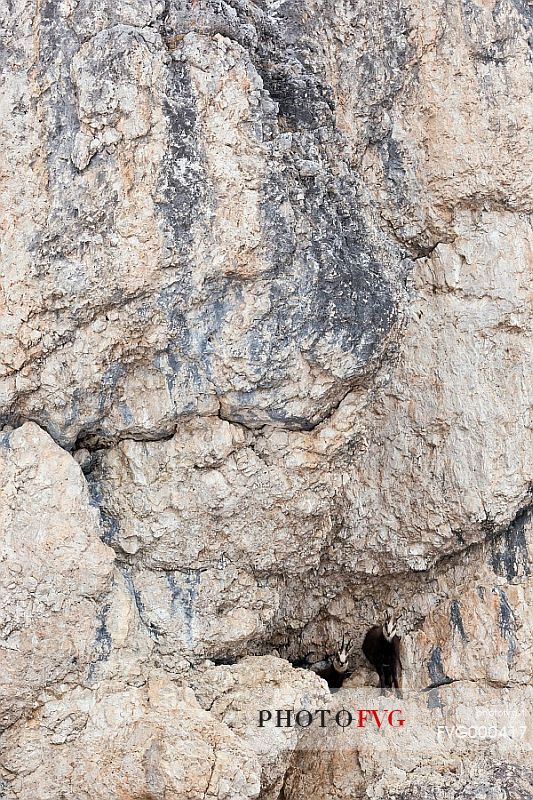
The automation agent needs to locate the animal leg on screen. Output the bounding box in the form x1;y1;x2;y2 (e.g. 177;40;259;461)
392;671;403;700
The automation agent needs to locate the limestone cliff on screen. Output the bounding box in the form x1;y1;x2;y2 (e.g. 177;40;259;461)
0;1;531;798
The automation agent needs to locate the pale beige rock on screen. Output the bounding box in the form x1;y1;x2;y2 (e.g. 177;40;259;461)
399;512;533;692
327;0;533;247
0;679;261;800
0;423;114;730
281;684;533;800
90;415;338;659
335;211;533;576
90;214;533;662
189;657;330;800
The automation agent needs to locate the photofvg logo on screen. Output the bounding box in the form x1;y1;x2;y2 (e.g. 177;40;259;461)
259;708;405;729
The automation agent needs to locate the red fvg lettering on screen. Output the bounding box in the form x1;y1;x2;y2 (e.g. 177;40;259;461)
358;709;405;728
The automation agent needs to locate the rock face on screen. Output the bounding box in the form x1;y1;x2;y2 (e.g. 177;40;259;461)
0;679;262;800
1;0;400;446
0;424;114;730
0;0;532;798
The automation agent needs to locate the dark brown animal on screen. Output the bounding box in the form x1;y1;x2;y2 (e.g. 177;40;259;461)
314;633;355;690
362;616;402;694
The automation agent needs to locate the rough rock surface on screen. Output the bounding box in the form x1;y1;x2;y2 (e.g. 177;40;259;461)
0;679;262;800
0;423;114;730
189;657;329;800
0;0;532;798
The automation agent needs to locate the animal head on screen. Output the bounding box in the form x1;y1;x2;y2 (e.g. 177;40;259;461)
333;632;354;672
383;614;398;642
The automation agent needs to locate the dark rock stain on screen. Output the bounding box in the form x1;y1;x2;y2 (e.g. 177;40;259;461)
99;513;120;547
495;587;517;665
122;568;163;641
158;58;205;259
167;570;201;647
94;603;112;661
427;646;454;687
98;364;126;414
425;645;454;709
449;599;468;642
261;67;334;132
453;529;466;545
426;687;443;710
87;602;113;682
87;480;120;546
160;1;401;431
490;506;531;581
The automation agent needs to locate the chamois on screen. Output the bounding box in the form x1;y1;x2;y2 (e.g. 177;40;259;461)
362;615;402;694
313;633;355;690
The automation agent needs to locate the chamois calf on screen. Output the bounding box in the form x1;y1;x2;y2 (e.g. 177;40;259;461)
362;616;402;694
314;633;355;690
